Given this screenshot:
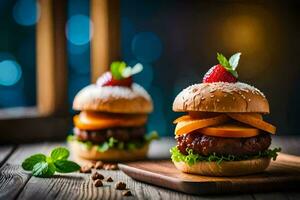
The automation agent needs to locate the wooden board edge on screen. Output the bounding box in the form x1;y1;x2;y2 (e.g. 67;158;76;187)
118;163;218;195
119;159;300;195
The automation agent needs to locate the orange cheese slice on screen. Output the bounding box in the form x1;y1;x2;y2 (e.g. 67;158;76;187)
175;114;229;135
227;113;276;134
74;111;147;130
200;123;259;138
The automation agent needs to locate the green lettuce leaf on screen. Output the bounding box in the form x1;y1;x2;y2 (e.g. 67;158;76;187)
68;131;159;152
170;146;281;166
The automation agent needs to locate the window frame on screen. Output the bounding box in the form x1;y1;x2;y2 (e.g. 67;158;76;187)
0;0;119;143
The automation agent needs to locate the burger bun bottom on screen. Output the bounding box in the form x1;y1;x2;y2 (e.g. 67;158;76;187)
69;140;149;162
173;158;271;176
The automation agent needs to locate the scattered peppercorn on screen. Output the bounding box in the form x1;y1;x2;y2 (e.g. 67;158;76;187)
105;177;113;182
95;161;104;169
110;164;118;170
89;163;95;168
122;190;132;196
91;172;104;180
115;181;126;190
80;165;92;173
103;163;118;170
103;164;111;170
94;179;103;187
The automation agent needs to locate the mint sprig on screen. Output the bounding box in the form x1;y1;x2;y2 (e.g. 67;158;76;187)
110;61;143;80
170;146;281;166
216;52;241;78
22;147;80;178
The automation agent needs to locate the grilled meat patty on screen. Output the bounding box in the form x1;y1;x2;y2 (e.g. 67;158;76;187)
74;126;146;144
176;132;271;156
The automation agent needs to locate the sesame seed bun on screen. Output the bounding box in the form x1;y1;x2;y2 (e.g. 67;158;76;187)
173;82;269;113
173;157;271;176
69;140;149;161
73;83;153;114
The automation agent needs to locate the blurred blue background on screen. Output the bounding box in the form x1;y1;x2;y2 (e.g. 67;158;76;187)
1;0;300;136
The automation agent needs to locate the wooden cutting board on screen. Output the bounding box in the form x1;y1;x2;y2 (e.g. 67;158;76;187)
119;153;300;195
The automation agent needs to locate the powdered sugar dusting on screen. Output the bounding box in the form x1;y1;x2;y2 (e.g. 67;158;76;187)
74;83;152;102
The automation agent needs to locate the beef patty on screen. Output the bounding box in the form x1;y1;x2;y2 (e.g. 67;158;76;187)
74;126;145;144
176;132;271;156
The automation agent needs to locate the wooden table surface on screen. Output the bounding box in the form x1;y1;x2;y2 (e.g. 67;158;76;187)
0;136;300;200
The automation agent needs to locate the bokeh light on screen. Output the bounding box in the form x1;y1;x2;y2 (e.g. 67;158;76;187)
132;32;162;63
66;14;93;45
0;60;22;86
13;0;39;26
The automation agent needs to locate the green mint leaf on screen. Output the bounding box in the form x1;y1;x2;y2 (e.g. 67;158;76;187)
110;61;127;80
122;63;143;78
54;160;80;173
43;162;56;177
217;52;239;78
22;154;46;171
229;52;241;70
98;142;109;152
217;53;231;69
32;161;49;177
51;147;69;161
227;69;238;78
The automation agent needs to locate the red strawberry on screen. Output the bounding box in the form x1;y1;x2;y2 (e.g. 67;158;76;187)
97;72;133;87
203;64;237;83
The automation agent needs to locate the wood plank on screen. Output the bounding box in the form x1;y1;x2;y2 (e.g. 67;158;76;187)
91;0;120;82
1;139;299;199
16;165;254;200
9;142;252;200
252;192;288;200
0;145;14;167
286;192;300;200
37;0;68;116
0;143;61;200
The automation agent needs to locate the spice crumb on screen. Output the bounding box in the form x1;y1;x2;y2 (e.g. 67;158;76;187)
115;181;126;190
122;190;132;196
80;165;92;173
91;172;104;180
95;161;104;169
106;177;113;182
110;164;118;170
94;179;103;187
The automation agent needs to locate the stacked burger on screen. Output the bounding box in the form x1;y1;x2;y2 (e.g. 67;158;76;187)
69;62;157;161
171;53;280;176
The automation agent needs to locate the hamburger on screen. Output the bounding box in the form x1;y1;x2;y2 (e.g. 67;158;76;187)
68;61;158;161
170;53;280;176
